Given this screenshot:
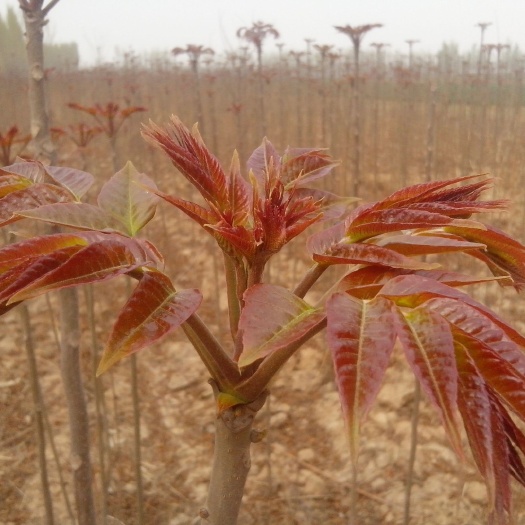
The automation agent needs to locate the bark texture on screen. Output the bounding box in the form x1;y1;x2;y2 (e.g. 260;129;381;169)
201;384;267;525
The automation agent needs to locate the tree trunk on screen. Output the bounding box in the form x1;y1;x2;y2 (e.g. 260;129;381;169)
20;0;55;163
60;287;97;525
201;382;267;525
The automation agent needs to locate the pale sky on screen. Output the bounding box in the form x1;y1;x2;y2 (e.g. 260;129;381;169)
3;0;525;66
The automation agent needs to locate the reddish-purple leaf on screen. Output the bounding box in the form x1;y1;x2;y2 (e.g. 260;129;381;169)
142;117;229;212
364;174;490;211
345;208;483;243
97;271;202;375
313;241;439;270
246;138;281;187
456;344;498;510
280;146;339;187
456;330;525;421
377;233;485;256
17;202;118;231
0;233;88;273
0;174;32;197
293;188;358;220
44;165;94;200
227;150;251;226
426;297;525;375
380;275;525;350
148;187;218;227
0;246;81;314
339;266;497;300
307;221;345;256
8;240;144;302
405;199;507;217
238;284;325;367
444;225;525;290
327;293;396;461
208;224;256;261
77;232;164;268
1;161;46;183
97;161;159;236
0;184;73;227
394;306;463;457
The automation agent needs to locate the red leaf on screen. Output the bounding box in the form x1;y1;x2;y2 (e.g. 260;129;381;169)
8;240;145;302
445;225;525;290
406;199;507;217
426;297;525;375
280;146;339;187
365;174;490;211
456;330;525;421
327;293;396;461
377;233;485;256
227;150;251;226
0;234;88;273
394;306;463;457
380;275;525;350
313;240;439;270
339;266;496;300
44;165;94;200
97;271;202;374
142;117;229;212
345;208;482;243
246;138;281;188
1;161;46;183
238;284;325;367
0;184;73;227
456;343;510;521
148;187;218;227
17;202;118;231
208;224;256;260
292;188;358;220
0;174;32;198
0;246;81;314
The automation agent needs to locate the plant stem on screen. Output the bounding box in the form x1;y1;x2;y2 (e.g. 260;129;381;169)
236;317;327;401
293;263;327;298
223;253;240;339
59;287;96;525
201;381;267;525
20;304;55;525
403;379;421;525
183;313;241;389
85;286;109;524
130;354;145;525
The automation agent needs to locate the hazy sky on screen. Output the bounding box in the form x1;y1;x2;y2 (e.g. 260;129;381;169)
3;0;525;66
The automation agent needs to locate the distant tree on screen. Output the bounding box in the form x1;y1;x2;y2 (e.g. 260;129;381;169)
172;44;214;134
335;23;382;196
237;21;280;136
476;22;492;75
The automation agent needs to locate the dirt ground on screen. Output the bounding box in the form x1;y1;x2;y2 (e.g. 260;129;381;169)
2;200;525;525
